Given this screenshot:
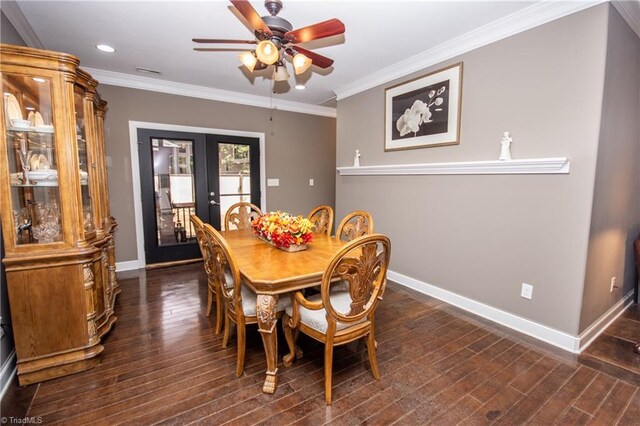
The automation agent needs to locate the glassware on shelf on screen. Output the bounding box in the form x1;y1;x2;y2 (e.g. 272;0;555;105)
31;222;60;243
83;205;93;232
31;202;61;243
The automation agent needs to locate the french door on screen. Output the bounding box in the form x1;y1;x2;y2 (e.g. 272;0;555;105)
138;129;260;265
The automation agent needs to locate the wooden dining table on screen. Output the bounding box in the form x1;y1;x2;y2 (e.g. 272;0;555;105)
220;228;347;394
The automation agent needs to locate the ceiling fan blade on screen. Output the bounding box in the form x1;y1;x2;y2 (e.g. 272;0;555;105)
230;0;273;37
289;46;334;68
194;48;253;52
284;18;345;44
192;38;257;44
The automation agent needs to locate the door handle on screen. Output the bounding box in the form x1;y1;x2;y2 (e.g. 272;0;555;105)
209;200;219;205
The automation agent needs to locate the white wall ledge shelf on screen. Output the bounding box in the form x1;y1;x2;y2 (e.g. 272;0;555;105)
337;157;570;176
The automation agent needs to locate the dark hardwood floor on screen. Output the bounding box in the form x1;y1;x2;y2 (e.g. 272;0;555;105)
580;304;640;387
2;263;639;425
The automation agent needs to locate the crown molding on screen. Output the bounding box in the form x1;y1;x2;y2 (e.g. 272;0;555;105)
334;0;605;100
1;1;44;49
83;67;336;118
612;0;640;39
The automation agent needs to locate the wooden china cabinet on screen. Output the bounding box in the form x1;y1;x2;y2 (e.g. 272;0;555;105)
0;44;118;385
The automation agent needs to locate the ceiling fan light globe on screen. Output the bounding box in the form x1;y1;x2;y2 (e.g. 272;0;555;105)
292;53;312;75
255;40;279;65
238;52;258;72
273;64;290;82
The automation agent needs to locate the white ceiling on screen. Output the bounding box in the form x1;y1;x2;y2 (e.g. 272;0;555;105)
5;0;619;112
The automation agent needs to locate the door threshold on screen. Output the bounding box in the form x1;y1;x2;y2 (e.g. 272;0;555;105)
146;258;203;270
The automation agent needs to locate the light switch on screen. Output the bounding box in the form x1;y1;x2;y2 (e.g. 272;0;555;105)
267;178;280;187
309;179;314;186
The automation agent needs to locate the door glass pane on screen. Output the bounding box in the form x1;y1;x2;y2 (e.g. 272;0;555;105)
218;142;251;225
74;89;93;233
152;138;195;246
3;73;62;245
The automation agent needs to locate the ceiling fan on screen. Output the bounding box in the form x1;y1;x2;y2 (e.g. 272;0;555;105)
193;0;345;82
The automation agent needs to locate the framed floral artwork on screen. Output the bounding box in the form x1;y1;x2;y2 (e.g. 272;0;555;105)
385;62;463;151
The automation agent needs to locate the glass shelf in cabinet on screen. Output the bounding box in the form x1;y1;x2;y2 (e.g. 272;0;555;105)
7;127;55;135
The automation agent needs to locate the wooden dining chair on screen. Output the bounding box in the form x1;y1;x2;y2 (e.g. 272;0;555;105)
190;214;223;334
224;202;262;231
308;205;334;236
202;223;290;377
282;234;391;404
336;210;374;241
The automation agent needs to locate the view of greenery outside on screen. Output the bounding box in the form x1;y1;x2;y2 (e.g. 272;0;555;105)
219;143;249;174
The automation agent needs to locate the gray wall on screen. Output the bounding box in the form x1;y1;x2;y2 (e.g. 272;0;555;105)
0;10;26;394
336;5;611;336
580;7;640;332
98;85;336;263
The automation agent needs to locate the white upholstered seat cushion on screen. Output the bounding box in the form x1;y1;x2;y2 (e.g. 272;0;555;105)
285;291;365;333
223;270;234;289
239;285;291;317
207;270;234;291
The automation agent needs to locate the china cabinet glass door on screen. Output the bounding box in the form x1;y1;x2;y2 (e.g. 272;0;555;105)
74;88;94;234
2;73;61;245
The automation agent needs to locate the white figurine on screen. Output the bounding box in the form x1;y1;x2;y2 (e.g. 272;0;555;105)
499;132;512;161
353;149;361;167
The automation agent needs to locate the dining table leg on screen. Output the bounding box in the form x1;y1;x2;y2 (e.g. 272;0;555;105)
256;294;279;394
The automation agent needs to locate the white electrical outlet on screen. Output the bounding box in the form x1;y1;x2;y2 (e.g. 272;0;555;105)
267;178;280;187
610;277;616;293
309;179;314;186
521;283;533;300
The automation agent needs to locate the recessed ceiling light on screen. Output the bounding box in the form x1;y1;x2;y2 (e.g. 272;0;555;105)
32;77;46;83
96;44;116;53
295;84;306;90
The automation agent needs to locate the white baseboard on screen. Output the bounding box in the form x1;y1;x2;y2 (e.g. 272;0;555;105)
115;260;144;272
0;350;17;401
577;290;635;352
387;270;631;354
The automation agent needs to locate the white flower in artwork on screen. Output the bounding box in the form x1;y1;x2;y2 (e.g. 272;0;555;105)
411;100;430;124
396;107;420;137
395;85;447;137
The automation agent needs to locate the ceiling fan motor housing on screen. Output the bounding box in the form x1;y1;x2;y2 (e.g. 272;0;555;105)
259;15;293;40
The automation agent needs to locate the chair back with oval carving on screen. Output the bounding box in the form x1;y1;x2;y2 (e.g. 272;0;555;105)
336;211;374;241
190;214;206;255
320;234;390;328
190;214;212;273
224;202;263;231
308;205;334;236
202;224;243;315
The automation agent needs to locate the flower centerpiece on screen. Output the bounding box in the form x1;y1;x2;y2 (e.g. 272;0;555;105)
251;211;314;252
